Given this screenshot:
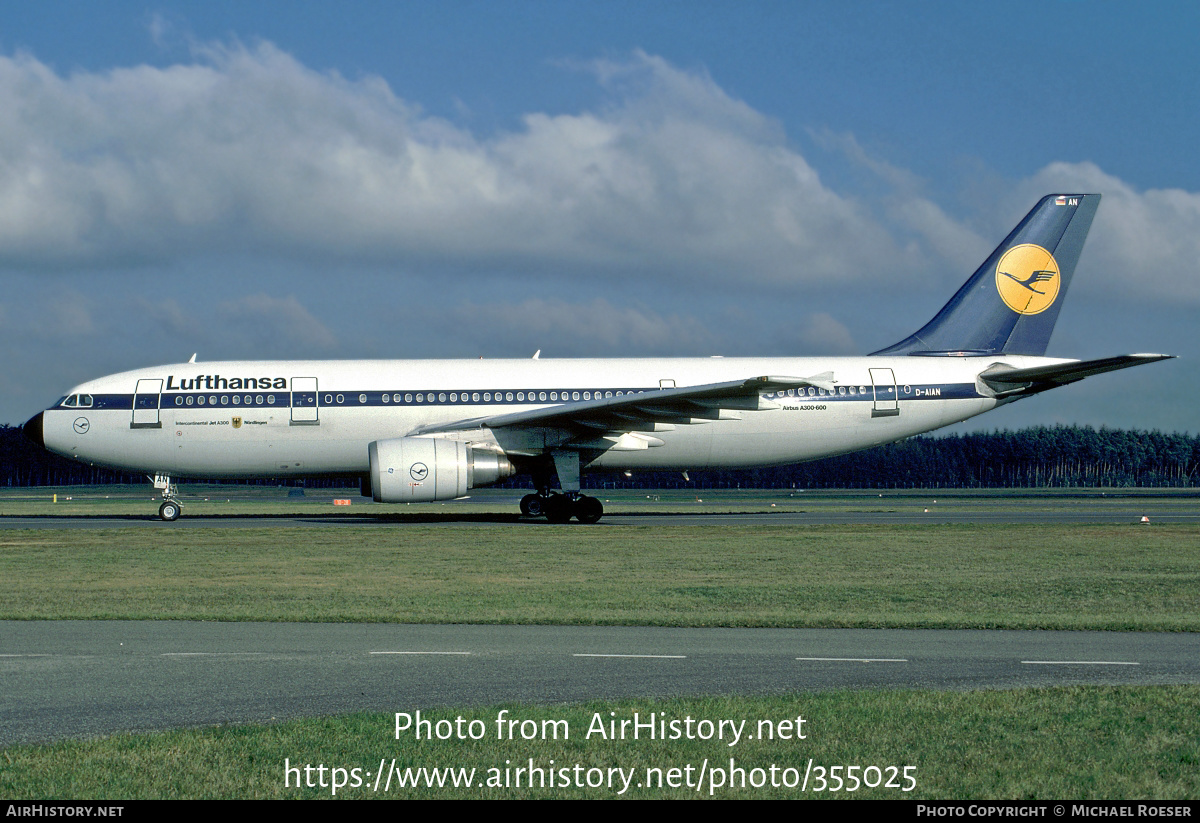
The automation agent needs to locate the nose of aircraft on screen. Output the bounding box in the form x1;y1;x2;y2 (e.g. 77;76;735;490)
23;412;44;449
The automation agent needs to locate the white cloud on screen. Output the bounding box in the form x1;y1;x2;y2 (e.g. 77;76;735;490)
823;136;1200;306
0;40;1195;311
0;43;907;287
1015;162;1200;304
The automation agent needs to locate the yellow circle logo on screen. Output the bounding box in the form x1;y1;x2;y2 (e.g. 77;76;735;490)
995;244;1060;315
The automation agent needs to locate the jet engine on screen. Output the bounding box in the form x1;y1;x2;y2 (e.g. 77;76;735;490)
368;437;514;503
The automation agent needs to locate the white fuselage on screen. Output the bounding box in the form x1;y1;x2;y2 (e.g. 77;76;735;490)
38;354;1055;479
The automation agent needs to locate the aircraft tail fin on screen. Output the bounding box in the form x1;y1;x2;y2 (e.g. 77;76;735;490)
872;194;1100;356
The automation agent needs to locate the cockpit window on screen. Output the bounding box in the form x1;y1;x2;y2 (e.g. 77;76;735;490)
78;394;93;407
64;395;77;407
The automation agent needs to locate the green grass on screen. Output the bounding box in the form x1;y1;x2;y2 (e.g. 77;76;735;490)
3;489;1197;798
3;687;1197;799
0;523;1196;629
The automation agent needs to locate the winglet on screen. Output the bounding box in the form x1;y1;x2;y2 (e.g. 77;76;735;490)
873;194;1100;357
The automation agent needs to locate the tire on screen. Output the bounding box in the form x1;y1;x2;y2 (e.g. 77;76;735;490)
520;494;544;517
574;495;603;524
159;500;181;522
544;495;573;524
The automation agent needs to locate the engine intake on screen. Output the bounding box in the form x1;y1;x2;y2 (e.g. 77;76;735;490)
368;437;514;502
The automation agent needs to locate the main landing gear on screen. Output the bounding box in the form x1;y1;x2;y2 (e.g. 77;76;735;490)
520;451;604;523
153;473;182;522
520;492;604;524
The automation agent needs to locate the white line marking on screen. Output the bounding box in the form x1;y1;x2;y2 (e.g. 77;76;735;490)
0;654;53;657
573;654;687;659
369;651;472;656
1021;660;1139;666
161;653;266;657
796;657;908;663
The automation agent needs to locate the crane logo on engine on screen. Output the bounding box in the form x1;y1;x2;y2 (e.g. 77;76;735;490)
410;462;429;481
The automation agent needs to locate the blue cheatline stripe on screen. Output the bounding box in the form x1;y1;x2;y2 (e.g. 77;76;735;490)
55;383;983;411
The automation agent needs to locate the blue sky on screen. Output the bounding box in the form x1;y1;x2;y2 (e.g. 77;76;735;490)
1;1;1195;432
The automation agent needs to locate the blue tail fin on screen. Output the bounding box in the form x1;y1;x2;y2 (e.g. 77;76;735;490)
872;194;1100;356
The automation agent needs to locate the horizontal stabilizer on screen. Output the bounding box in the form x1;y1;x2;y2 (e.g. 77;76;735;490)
980;354;1174;396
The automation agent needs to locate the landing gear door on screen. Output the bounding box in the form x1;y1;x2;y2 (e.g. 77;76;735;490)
291;377;319;424
131;379;163;429
869;368;900;418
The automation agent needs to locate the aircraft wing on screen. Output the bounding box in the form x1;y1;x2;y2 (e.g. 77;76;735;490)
979;354;1174;396
410;373;835;438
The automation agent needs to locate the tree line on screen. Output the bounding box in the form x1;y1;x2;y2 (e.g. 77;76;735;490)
3;423;1197;490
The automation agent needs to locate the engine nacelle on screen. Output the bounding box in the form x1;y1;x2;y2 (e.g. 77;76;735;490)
368;437;515;503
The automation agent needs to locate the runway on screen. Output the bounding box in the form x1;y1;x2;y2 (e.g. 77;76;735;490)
3;621;1198;745
3;508;1199;528
4;488;1198;528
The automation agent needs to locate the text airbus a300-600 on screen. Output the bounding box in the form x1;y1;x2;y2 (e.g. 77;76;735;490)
24;194;1173;523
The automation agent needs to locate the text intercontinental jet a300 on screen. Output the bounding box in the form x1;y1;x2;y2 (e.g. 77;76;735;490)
24;194;1173;523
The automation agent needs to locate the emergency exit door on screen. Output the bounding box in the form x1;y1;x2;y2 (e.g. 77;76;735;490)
131;379;163;428
869;368;900;418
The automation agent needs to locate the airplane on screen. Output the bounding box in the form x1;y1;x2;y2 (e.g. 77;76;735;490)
23;193;1173;523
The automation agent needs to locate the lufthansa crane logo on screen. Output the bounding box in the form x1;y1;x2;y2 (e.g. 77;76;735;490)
409;462;429;482
995;244;1060;315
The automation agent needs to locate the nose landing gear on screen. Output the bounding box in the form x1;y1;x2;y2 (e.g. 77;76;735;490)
153;474;182;522
158;499;182;522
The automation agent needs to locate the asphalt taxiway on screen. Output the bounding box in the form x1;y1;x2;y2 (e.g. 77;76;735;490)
3;622;1198;745
3;507;1199;528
